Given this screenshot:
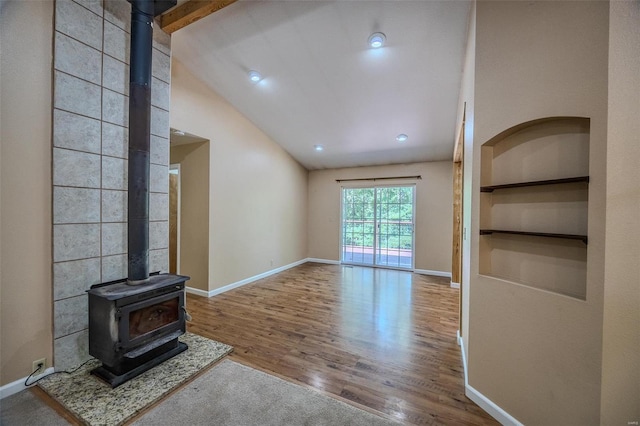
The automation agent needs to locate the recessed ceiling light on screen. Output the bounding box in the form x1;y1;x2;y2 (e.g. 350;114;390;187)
248;70;262;82
314;144;324;152
171;129;185;136
396;134;408;142
368;32;386;49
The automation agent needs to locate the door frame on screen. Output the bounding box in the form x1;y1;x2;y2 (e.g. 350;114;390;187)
452;105;466;334
169;163;181;274
339;183;416;271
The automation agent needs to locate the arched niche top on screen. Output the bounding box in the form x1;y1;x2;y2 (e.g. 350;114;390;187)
482;116;590;147
478;115;590;299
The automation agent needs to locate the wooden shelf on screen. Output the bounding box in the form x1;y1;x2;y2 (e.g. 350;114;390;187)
480;229;588;244
478;117;590;298
480;176;589;192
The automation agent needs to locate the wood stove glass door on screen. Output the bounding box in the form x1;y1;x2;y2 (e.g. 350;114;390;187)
129;297;179;339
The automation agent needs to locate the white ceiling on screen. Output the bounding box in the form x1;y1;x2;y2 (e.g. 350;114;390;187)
171;0;471;170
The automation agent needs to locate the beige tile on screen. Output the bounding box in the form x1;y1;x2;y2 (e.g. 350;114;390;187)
54;109;101;154
104;0;130;32
102;254;127;282
150;193;169;221
104;20;129;64
77;0;104;17
54;258;101;300
102;190;127;222
103;88;129;127
54;330;89;371
149;221;169;250
102;156;127;190
151;135;169;166
54;295;88;338
102;122;128;159
150;164;168;193
54;71;101;120
152;48;171;83
102;222;127;256
53;187;101;224
55;0;103;50
55;32;102;85
53;148;101;188
149;248;169;274
151;77;170;111
103;55;129;95
54;224;101;262
151;106;169;139
153;26;171;55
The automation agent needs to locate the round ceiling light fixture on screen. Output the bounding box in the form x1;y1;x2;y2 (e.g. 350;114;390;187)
248;70;262;82
314;144;324;152
368;32;386;49
396;133;408;142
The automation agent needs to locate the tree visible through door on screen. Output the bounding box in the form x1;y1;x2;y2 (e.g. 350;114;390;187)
341;186;415;269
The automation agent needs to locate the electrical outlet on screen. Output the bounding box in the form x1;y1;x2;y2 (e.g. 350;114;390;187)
32;358;46;375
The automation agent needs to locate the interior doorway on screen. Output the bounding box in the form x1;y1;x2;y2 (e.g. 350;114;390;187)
169;128;210;292
341;185;415;269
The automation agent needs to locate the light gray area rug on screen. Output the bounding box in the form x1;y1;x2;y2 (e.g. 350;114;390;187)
0;389;69;426
37;333;233;425
132;359;401;426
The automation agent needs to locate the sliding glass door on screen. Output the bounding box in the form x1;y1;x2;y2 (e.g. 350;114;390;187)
341;186;415;269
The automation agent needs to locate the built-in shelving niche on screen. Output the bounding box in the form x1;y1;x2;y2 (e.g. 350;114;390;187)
479;117;590;300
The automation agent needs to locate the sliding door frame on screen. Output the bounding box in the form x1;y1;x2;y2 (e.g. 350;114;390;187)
339;184;416;271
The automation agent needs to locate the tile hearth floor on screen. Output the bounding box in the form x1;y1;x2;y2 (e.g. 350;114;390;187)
33;333;232;425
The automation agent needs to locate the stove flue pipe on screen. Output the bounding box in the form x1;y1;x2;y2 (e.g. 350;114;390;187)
127;0;154;284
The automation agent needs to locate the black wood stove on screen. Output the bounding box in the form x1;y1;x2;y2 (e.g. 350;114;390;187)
88;0;188;388
88;274;189;387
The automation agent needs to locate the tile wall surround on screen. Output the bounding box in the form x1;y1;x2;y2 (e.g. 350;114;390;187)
52;0;172;370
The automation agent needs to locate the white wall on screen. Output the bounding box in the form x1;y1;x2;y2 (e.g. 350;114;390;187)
601;1;640;423
457;1;476;359
468;2;609;424
170;60;309;291
0;0;54;385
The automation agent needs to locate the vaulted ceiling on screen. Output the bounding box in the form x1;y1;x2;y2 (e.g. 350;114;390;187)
170;0;471;170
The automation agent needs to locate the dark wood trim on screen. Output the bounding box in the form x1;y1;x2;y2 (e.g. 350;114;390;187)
480;176;589;192
335;175;421;183
480;229;588;244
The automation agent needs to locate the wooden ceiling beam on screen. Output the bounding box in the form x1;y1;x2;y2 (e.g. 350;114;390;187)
160;0;238;34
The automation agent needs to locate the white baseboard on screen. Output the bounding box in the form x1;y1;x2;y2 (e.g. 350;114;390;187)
185;286;210;297
458;330;468;385
458;331;523;426
450;281;460;289
414;269;452;278
0;367;55;399
465;384;523;426
187;258;310;298
187;259;450;300
306;258;340;265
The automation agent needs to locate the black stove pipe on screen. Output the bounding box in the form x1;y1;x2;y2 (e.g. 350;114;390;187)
127;0;154;284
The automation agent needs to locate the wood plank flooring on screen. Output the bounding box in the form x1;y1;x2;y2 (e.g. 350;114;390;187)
187;262;498;425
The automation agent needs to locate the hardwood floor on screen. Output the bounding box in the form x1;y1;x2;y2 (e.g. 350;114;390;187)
187;262;498;425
